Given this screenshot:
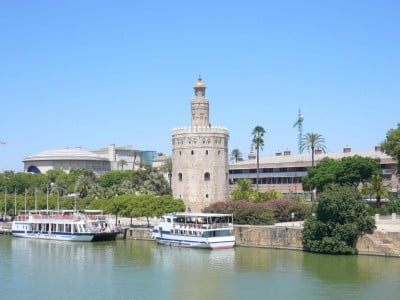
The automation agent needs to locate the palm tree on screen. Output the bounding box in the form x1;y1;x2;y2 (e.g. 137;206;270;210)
231;179;253;200
300;132;326;202
362;174;389;204
118;159;128;171
160;158;172;192
252;126;266;191
132;150;141;169
230;149;243;163
300;132;327;167
51;182;67;211
74;175;94;199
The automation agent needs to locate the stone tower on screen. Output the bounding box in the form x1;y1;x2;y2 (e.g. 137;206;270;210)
172;77;229;212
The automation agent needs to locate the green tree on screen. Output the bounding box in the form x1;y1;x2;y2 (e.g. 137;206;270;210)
46;169;65;183
252;126;266;191
263;190;284;201
336;156;380;188
99;170;132;188
302;185;375;254
381;123;400;176
302;158;338;193
105;195;129;225
230;149;243;163
140;169;170;196
300;132;327;167
302;156;380;194
124;195;184;227
362;174;389;204
231;179;253;200
75;175;94;198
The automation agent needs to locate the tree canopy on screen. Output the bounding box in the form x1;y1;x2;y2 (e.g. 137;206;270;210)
302;185;375;254
302;156;380;193
381;123;400;176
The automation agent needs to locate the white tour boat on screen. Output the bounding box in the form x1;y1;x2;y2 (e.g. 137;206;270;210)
12;210;120;242
150;213;235;249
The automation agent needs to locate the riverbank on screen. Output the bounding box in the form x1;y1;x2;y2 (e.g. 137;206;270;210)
4;216;400;257
124;222;400;257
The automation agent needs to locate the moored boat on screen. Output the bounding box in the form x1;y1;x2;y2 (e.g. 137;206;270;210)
12;210;120;242
150;213;235;249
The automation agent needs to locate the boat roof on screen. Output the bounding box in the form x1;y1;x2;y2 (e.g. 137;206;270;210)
83;210;104;214
171;213;233;218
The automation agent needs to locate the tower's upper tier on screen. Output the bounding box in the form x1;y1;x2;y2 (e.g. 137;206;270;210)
194;76;206;97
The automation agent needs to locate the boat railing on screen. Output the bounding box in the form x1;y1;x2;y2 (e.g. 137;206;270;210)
14;215;29;221
172;223;233;230
30;214;84;221
86;215;108;220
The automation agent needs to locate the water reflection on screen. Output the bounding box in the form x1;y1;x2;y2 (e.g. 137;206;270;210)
302;251;400;283
1;236;400;300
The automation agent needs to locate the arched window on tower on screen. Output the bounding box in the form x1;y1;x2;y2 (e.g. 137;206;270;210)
178;173;183;181
204;172;210;181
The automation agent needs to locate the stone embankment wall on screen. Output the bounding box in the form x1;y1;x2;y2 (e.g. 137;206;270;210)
125;224;400;257
234;225;303;250
356;231;400;257
126;227;153;240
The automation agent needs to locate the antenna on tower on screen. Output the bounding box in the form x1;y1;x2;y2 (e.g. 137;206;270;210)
293;109;304;154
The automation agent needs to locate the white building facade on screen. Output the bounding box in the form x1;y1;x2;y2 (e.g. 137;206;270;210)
23;145;155;175
172;77;229;212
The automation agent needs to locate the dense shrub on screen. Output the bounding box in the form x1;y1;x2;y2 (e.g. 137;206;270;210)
203;200;275;225
263;199;307;222
302;185;375;255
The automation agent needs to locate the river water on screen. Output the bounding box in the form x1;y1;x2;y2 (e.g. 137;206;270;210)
0;236;399;300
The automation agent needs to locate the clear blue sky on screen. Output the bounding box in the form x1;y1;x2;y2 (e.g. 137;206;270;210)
1;0;399;171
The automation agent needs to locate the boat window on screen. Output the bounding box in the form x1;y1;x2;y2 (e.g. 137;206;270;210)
167;218;171;223
52;224;56;232
161;217;165;222
176;217;185;223
189;231;192;235
65;224;71;233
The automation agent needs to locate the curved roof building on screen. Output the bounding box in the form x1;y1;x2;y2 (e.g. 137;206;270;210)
23;148;110;174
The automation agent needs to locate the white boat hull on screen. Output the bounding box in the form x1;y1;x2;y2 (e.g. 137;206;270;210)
12;231;94;242
151;231;235;249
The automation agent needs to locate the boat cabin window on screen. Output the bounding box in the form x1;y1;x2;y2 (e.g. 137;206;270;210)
74;224;78;233
176;217;185;223
160;217;165;222
167;218;171;223
65;224;71;233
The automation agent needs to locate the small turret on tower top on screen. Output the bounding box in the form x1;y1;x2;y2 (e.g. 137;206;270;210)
191;76;209;128
194;76;206;97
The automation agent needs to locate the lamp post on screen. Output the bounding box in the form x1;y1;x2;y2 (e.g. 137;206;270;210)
4;187;6;219
14;188;17;216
